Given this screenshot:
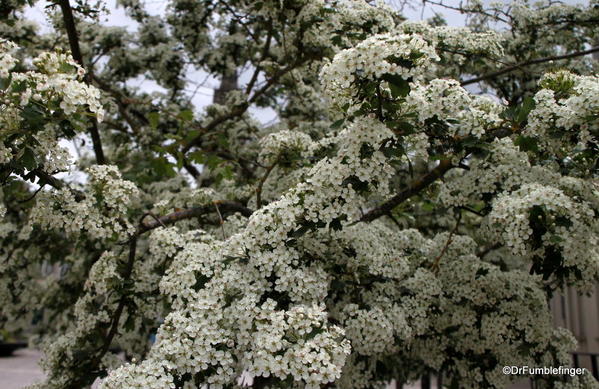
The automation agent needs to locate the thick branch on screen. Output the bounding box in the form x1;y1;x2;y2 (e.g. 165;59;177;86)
137;200;254;235
57;0;83;65
57;0;106;165
360;159;453;223
461;47;599;86
32;169;67;190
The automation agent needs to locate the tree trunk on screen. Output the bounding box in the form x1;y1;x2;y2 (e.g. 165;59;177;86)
213;72;238;105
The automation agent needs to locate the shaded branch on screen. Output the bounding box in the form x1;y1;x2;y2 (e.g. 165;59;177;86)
56;0;83;65
31;169;85;201
461;46;599;86
96;236;137;360
360;159;453;223
246;22;273;95
137;200;254;235
75;202;253;386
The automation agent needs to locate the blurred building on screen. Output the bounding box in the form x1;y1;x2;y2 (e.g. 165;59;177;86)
550;287;599;352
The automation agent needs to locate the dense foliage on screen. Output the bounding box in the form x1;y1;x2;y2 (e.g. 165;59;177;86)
1;0;598;388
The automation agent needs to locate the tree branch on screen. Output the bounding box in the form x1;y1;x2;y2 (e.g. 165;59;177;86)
96;235;137;358
57;0;107;165
137;200;254;235
431;211;462;272
246;23;273;95
255;163;277;209
182;59;307;153
360;159;453;223
31;169;86;201
461;46;599;86
69;202;253;387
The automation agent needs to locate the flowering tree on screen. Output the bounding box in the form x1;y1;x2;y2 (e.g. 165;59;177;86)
1;0;598;388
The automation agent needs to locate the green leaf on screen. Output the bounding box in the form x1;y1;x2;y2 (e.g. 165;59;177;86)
382;74;410;98
221;164;234;180
123;314;136;332
21;103;45;128
216;133;229;148
514;135;539;153
330;217;344;231
58;61;75;74
475;267;489;279
178;110;193;122
185;130;200;143
290;224;310;238
500;106;517;121
148;111;160;129
188;150;204;164
330;279;346;291
330;118;345;130
516;96;535;123
205;154;221;170
11;80;27;93
59;119;77;138
0;74;12;90
175;151;184;169
150;156;176;178
20;147;38;170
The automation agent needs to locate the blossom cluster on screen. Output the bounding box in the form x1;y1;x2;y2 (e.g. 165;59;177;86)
405;79;502;138
29;165;139;242
0;40;104;173
527;71;599;163
487;183;599;290
320;33;439;107
258;130;314;166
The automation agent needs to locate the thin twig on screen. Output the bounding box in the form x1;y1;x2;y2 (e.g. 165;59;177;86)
213;201;226;239
422;0;510;23
459;205;485;217
255;162;277;209
386;213;402;228
141;211;167;228
183;58;308;153
431;211;462;272
18;184;45;203
31;169;85;201
246;22;273;95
